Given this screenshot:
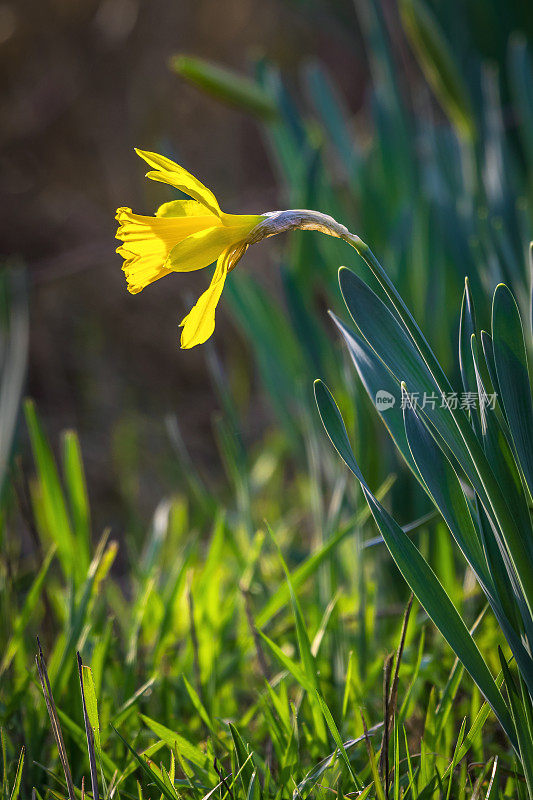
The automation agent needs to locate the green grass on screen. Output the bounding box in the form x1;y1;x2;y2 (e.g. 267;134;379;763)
0;391;524;798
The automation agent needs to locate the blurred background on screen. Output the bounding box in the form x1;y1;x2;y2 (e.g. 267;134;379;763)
1;0;532;528
0;0;371;524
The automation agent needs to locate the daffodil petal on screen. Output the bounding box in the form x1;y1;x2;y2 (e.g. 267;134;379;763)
134;149;184;172
156;199;218;218
219;212;265;229
166;224;251;272
116;206;220;293
135;148;222;217
179;251;230;349
145;171;221;217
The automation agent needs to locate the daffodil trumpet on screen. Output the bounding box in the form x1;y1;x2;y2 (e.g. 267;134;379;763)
116;148;365;349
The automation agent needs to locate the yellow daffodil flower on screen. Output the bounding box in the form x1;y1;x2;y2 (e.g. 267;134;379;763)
116;148;265;348
116;148;356;349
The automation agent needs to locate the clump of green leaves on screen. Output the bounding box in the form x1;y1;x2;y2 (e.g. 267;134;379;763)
1;393;513;798
316;244;533;795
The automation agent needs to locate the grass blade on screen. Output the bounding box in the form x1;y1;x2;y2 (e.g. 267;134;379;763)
77;654;100;800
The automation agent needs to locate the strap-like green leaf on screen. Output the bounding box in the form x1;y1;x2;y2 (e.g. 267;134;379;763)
399;0;475;140
24;400;80;585
498;650;533;795
492;283;533;501
314;379;516;748
170;55;278;120
140;715;217;780
229;723;257;790
8;747;23;800
404;390;533;696
459;278;482;437
339;267;533;619
402;395;490;587
330;313;419;478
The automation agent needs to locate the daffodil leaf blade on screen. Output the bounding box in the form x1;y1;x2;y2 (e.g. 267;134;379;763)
492;282;533;499
402;397;490;585
399;0;475;140
314;379;517;749
170;55;279;120
330;312;419;477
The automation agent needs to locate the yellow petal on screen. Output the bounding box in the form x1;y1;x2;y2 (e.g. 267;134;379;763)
115;206;219;293
179;251;230;349
135;148;222;217
219;212;265;230
166;223;252;272
156;199;218;218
